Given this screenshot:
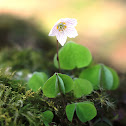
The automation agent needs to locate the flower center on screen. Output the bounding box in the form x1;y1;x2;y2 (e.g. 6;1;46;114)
57;22;67;32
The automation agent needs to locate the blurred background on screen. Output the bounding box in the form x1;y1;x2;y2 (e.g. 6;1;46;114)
0;0;126;125
0;0;126;73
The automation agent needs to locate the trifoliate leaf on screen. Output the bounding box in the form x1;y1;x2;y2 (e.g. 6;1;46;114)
66;104;76;122
42;110;54;125
54;42;92;70
107;67;119;90
43;73;73;98
58;73;73;93
73;78;93;98
76;102;97;122
57;75;65;94
79;64;119;90
102;65;113;90
43;74;59;98
79;64;101;89
28;72;48;92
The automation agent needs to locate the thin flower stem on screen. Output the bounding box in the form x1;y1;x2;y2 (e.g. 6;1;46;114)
57;40;61;73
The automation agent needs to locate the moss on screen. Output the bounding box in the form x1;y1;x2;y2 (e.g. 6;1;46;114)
0;48;56;75
0;69;54;126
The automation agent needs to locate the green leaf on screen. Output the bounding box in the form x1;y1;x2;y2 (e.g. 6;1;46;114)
54;42;92;70
57;75;65;94
73;78;93;98
42;110;54;125
107;67;119;90
66;102;97;123
28;72;48;92
76;102;97;123
66;104;76;122
58;73;73;93
43;74;59;98
43;73;73;98
102;65;113;90
79;64;101;90
79;64;119;90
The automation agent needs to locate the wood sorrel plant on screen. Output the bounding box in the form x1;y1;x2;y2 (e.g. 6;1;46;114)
28;18;119;126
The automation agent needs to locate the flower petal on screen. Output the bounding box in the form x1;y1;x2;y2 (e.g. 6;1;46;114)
65;27;78;38
48;25;58;36
56;32;67;46
63;18;77;27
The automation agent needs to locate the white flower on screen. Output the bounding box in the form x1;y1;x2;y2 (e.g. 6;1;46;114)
49;18;78;46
